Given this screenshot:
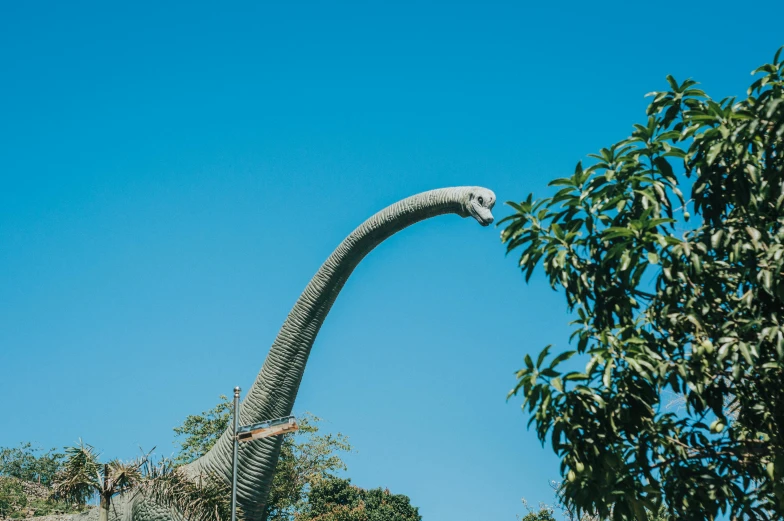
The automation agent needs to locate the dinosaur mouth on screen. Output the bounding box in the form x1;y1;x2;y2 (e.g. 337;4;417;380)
469;204;494;226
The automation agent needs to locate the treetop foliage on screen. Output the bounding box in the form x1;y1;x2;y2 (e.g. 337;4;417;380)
295;476;421;521
501;46;784;520
0;443;64;487
264;413;352;521
173;394;233;465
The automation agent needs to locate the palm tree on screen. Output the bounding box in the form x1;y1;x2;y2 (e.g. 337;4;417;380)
52;440;237;521
52;441;145;521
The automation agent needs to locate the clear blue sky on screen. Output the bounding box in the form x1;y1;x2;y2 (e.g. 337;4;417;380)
0;1;781;519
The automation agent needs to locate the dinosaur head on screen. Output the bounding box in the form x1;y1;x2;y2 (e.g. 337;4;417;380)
462;187;496;226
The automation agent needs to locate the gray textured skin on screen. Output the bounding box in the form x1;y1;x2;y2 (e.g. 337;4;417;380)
105;187;495;521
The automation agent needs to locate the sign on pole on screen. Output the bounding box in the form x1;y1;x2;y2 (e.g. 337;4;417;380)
237;416;298;442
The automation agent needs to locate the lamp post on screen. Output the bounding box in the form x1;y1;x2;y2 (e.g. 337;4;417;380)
229;387;298;521
230;387;240;521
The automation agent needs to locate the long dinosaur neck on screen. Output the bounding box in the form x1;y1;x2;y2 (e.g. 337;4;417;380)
244;188;467;422
190;187;480;520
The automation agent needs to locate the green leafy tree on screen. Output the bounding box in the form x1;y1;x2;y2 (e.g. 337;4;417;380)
519;509;556;521
295;476;420;521
360;486;421;521
173;399;352;520
501;47;784;520
0;477;27;519
297;477;366;521
264;415;352;521
173;395;233;465
0;443;64;486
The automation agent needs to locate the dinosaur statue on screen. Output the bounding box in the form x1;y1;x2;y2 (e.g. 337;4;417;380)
101;186;495;521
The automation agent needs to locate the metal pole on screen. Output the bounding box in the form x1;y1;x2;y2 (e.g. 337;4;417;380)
230;386;240;521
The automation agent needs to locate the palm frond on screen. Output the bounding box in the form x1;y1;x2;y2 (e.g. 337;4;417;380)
52;440;101;506
139;458;239;521
106;459;144;495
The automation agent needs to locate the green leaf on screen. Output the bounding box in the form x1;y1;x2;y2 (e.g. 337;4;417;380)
746;226;761;243
710;230;724;249
620;252;632;271
603;227;635;238
706;142;723;165
549;350;576;369
653;156;675;180
536;345;552;369
602;361;613;388
738;342;753;365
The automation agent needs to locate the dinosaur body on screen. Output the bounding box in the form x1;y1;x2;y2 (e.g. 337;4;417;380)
99;186;495;521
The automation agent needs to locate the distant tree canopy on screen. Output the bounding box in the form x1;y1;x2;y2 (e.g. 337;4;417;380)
173;395;233;465
0;443;64;486
502;47;784;520
519;510;556;521
296;476;421;521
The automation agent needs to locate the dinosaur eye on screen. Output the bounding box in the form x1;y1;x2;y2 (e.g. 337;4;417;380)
478;196;484;205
